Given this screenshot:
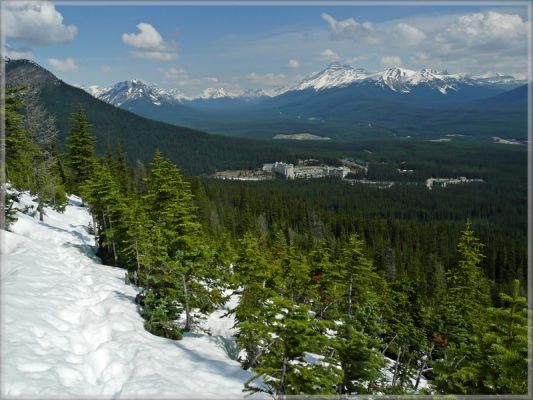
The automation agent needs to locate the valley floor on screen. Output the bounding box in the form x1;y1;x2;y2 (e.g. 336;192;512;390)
2;194;252;398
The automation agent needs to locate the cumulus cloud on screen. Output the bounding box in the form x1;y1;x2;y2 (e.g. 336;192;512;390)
4;44;33;60
319;49;340;61
380;56;403;67
436;11;528;54
158;66;189;84
246;72;287;86
321;13;377;43
285;59;300;69
4;1;77;46
47;57;78;72
319;9;527;76
395;23;426;46
158;66;219;86
122;23;177;61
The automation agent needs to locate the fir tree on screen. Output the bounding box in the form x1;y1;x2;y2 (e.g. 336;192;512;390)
65;105;96;194
432;221;492;393
244;296;343;396
5;87;35;191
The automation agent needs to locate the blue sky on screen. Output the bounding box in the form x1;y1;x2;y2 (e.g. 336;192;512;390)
3;2;530;96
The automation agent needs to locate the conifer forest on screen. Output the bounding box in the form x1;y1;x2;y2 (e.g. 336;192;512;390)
4;84;528;396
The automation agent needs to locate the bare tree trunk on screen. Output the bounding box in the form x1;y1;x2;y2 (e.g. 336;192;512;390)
415;344;434;391
182;273;190;331
135;238;141;286
347;273;353;320
101;211;109;253
106;206;118;266
279;345;287;397
392;345;402;387
382;334;398;355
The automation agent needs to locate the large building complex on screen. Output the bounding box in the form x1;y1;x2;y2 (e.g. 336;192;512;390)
263;162;349;180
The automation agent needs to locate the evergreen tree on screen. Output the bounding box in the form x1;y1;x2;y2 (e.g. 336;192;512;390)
477;279;527;394
432;221;492;393
234;232;277;370
65;105;96;194
5;87;35;191
244;296;343;396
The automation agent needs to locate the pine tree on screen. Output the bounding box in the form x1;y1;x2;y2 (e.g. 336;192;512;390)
432;221;492;393
65;105;96;194
244;296;343;396
234;232;277;369
81;163;124;266
335;234;387;393
5;88;36;191
475;279;527;393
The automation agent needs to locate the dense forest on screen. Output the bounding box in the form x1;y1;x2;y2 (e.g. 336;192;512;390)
4;88;528;395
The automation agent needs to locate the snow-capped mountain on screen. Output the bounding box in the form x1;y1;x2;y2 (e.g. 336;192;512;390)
78;79;188;107
75;84;110;98
199;87;242;100
472;72;525;86
77;64;525;114
285;63;509;95
290;63;372;91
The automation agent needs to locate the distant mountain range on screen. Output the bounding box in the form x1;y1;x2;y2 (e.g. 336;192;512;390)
78;63;524;108
7;58;527;142
5;58;314;175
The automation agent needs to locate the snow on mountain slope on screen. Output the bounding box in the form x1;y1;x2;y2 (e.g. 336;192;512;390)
2;194;252;398
285;63;523;95
291;62;372;91
79;79;189;106
75;84;111;98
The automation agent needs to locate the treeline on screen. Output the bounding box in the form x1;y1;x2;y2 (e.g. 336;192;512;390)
3;90;527;395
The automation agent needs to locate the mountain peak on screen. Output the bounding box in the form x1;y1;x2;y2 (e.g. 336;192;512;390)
6;58;60;89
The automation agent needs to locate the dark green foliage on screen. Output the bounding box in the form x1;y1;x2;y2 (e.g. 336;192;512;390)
5;87;36;190
65;105;96;194
337;327;384;394
243;296;343;396
477;279;528;394
4;190;21;230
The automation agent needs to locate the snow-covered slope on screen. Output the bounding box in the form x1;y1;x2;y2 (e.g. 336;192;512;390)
75;84;111;98
283;63;523;95
2;194;252;398
291;63;372;91
79;79;189;107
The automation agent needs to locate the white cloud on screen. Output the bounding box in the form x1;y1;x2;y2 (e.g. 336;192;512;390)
131;50;177;61
321;13;377;43
436;11;528;53
100;64;112;73
395;23;426;46
380;56;402;67
4;1;77;46
158;66;188;84
285;59;300;69
319;49;340;61
47;57;78;72
122;23;177;61
4;44;33;60
246;72;287;86
158;66;220;86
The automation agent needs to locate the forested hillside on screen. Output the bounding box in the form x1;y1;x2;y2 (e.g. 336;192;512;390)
5;59;315;175
3;84;527;396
